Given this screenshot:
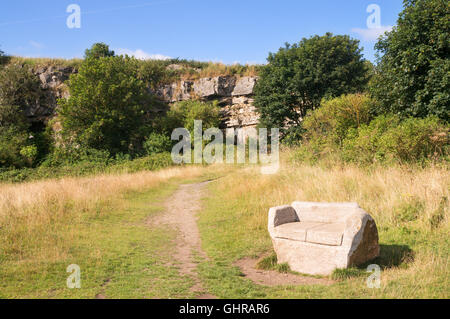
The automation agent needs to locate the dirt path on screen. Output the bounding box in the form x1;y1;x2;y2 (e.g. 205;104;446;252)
155;181;215;299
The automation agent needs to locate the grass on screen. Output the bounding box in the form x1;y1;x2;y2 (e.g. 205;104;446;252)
0;153;175;183
0;165;218;298
6;56;83;70
196;153;449;298
1;150;448;298
4;56;261;80
256;254;291;274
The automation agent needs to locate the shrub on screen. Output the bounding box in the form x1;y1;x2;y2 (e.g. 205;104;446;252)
0;125;29;168
254;33;369;130
0;65;49;168
19;145;38;166
143;132;173;155
41;146;111;167
342;115;449;164
159;100;222;135
303;94;374;146
138;60;176;90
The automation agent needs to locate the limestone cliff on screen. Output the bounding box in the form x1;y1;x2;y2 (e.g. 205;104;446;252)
154;76;260;130
28;67;260;130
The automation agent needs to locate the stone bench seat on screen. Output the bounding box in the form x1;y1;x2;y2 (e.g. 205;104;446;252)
274;222;346;246
268;202;380;275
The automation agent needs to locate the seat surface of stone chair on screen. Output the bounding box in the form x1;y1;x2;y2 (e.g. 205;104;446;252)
268;202;380;275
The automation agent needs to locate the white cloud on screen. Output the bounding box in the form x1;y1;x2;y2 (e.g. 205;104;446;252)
351;25;393;41
29;41;44;49
116;48;171;60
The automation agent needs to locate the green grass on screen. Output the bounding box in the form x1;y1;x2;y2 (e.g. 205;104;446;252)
0;153;175;183
6;56;83;69
0;178;201;299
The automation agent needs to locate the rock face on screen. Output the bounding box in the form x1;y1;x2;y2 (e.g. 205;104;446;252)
268;202;380;275
24;65;259;130
154;76;260;130
24;66;76;122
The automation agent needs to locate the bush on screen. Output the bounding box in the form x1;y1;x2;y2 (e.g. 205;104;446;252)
138;60;176;90
144;132;173;155
0;152;175;183
0;47;8;66
342;115;449;164
0;125;29;168
19;145;38;165
0;65;51;168
41;146;111;167
158;100;222;136
303;94;374;146
254;33;369;130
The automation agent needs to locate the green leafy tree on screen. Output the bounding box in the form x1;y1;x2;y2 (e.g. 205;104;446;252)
84;42;115;59
58;56;155;155
371;0;449;121
254;33;369;130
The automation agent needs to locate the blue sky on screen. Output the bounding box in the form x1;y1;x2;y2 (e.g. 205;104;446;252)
0;0;404;64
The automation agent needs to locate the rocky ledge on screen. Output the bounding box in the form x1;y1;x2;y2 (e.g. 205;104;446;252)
154;76;260;129
27;67;260;130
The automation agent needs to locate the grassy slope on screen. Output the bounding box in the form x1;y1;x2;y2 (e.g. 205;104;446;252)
1;159;448;299
5;56;261;80
197;159;449;298
0;166;220;298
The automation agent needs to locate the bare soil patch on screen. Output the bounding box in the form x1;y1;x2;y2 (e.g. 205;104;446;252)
235;258;334;286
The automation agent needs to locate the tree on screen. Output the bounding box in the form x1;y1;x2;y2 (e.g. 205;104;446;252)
84;42;115;59
254;33;369;130
370;0;449;121
58;56;155;155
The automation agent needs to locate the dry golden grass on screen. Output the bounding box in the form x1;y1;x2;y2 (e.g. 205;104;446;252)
0;166;208;221
7;56;83;69
199;152;449;298
0;166;214;264
179;62;261;80
226;163;449;232
0;164;232;298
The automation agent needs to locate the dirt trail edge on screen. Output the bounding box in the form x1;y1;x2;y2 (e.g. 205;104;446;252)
156;181;215;299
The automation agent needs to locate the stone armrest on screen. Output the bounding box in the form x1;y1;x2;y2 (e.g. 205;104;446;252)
267;205;299;237
341;209;375;248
